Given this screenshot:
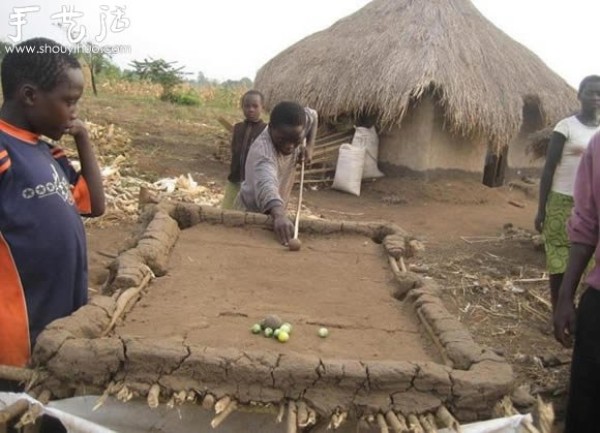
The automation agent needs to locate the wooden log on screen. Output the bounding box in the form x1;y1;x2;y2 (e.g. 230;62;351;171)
407;414;424;433
297;401;309;427
116;385;133;402
426;414;437;430
36;390;51;405
436;406;461;432
315;130;353;145
211;400;237;429
0;399;30;424
395;414;409;431
385;411;408;433
416;308;454;367
388;255;402;276
306;407;317;427
376;413;389;433
147;384;160;409
93;382;122;411
102;270;153;336
202;394;216;410
419;415;436;433
215;396;231;414
303;167;336;176
330;411;348;430
276;401;285;423
399;257;408;273
286;401;297;433
0;366;38;384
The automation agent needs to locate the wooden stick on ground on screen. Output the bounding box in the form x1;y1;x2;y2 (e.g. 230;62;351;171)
385;411;408;433
306;407;317;427
376;413;390;433
102;269;153;336
202;394;216;411
0;366;38;384
276;401;286;423
399;257;408;273
147;384;160;409
93;381;122;411
416;308;453;367
436;406;461;432
211;400;237;429
215;396;231;414
419;415;436;433
330;411;348;430
0;399;30;425
407;414;424;433
286;401;297;433
296;401;309;427
16;390;51;429
388;255;403;276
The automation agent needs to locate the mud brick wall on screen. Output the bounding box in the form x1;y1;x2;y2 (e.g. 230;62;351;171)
32;203;513;421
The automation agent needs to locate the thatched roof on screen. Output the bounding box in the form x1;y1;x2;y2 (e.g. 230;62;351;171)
255;0;578;149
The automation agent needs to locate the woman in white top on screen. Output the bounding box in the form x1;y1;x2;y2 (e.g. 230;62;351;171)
535;75;600;312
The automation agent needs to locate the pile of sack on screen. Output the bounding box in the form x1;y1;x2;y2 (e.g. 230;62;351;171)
331;126;384;196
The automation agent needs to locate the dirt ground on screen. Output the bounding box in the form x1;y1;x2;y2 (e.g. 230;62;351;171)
117;224;440;363
78;89;568;422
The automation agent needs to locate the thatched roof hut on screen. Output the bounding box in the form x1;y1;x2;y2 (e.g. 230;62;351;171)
255;0;578;179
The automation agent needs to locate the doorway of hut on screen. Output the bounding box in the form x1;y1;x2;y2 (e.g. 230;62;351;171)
482;146;508;187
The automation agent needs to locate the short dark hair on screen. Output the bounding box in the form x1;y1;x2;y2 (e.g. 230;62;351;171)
578;75;600;95
241;89;264;105
1;37;81;99
270;101;306;129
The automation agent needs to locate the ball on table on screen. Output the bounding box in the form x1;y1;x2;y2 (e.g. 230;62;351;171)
288;238;302;252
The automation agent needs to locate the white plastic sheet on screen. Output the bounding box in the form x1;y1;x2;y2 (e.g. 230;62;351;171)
1;393;533;433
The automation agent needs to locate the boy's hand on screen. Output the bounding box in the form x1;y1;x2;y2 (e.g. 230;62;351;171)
65;119;88;141
553;299;576;348
298;146;311;165
273;214;294;245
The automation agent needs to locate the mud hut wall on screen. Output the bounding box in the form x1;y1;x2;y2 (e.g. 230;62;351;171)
378;96;487;176
506;135;543;175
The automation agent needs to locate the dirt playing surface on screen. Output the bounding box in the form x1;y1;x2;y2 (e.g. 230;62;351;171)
76;88;569;426
117;224;441;363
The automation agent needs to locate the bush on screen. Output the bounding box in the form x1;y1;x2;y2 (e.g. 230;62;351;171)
161;88;202;106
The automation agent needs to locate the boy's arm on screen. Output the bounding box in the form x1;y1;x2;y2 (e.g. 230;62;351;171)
67;120;105;217
554;138;599;346
248;152;293;245
305;109;318;164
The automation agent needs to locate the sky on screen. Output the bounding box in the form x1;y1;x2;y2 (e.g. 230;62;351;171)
0;0;598;88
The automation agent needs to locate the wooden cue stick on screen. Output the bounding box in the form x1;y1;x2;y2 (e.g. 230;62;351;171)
293;152;306;240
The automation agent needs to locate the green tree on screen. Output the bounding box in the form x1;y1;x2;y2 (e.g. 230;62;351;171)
77;42;115;96
129;57;189;98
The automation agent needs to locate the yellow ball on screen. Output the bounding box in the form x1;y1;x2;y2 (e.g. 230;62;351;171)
278;330;290;342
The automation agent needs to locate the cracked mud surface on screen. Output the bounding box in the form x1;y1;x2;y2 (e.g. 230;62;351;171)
116;224;440;363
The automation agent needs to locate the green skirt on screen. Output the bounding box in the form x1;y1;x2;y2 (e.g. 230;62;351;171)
543;191;573;274
221;181;241;210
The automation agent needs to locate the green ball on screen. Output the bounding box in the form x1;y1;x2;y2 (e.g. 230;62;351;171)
278;331;290;342
274;328;281;338
264;327;274;338
251;324;262;334
318;327;329;338
280;323;292;334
